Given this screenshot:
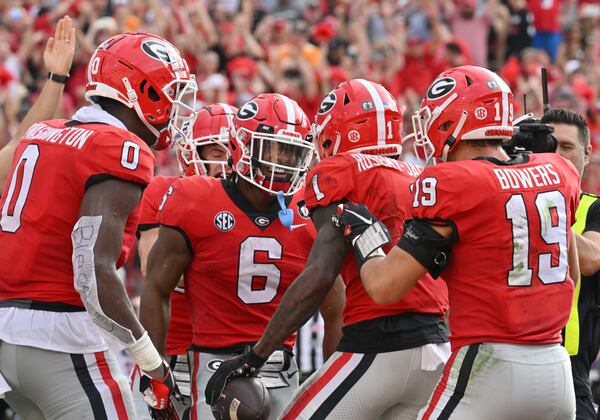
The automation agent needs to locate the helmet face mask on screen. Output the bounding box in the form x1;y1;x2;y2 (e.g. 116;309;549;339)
176;103;237;177
229;94;314;196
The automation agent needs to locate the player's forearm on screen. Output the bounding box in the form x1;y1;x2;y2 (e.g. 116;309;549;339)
139;281;171;356
95;264;146;341
254;265;334;359
320;277;345;360
13;79;65;143
360;248;425;305
573;231;600;276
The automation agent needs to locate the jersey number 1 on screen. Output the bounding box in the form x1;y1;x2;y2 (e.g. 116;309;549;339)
505;191;568;286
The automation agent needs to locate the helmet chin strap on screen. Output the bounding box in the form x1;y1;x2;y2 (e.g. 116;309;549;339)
440;111;469;162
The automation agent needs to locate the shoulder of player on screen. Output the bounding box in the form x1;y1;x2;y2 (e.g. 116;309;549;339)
169;175;222;199
144;175;180;201
418;161;475;190
88;125;153;155
308;154;353;178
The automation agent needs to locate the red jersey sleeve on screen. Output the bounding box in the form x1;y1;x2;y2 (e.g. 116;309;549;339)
83;129;155;190
138;176;178;232
304;155;355;212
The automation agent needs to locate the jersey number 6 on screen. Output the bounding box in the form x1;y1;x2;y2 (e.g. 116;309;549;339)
237;236;282;304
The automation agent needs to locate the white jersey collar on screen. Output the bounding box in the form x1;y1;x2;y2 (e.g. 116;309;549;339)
71;104;128;131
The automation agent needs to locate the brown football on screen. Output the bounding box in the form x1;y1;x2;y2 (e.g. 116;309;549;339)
211;377;271;420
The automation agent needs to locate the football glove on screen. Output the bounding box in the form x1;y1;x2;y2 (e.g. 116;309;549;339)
332;202;392;269
139;361;176;411
205;347;267;406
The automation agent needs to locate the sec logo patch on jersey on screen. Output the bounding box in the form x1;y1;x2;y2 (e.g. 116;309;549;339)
215;211;235;232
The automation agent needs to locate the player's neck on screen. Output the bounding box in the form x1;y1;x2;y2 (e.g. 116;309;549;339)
236;178;277;212
449;143;510;162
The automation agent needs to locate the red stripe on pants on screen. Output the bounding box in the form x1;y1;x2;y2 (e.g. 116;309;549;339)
191;352;200;420
95;351;129;420
421;349;461;420
282;352;353;420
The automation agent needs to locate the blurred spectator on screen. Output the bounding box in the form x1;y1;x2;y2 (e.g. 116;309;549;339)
528;0;563;62
504;0;534;60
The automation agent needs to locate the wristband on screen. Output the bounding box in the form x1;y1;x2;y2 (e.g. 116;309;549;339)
127;331;163;372
48;72;69;84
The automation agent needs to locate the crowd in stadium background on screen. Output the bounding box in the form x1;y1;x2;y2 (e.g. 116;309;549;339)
1;0;600;405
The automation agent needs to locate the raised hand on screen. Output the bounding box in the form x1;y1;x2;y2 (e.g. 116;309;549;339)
44;15;76;76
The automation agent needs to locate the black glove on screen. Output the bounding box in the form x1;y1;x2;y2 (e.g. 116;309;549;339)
205;348;267;406
139;361;176;411
332;202;391;269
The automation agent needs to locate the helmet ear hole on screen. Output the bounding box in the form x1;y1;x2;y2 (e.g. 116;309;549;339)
344;93;351;105
439;121;453;131
465;75;474;86
323;139;332;149
147;85;160;102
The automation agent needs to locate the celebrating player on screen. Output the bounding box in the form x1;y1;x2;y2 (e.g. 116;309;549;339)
335;66;580;419
0;32;197;419
207;79;451;419
132;103;237;419
140;93;344;419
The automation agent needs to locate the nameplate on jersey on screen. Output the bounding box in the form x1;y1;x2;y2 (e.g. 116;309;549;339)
492;163;562;191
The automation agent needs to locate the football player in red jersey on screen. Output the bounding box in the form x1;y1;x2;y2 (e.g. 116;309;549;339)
132;103;237;419
334;66;580;419
140;93;345;419
208;79;451;420
0;32;197;419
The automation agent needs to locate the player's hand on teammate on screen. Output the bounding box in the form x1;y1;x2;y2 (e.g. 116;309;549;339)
332;202;392;268
44;15;76;76
139;360;177;412
205;348;267;406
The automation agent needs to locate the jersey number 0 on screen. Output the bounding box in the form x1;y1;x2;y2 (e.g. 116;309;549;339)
1;141;140;233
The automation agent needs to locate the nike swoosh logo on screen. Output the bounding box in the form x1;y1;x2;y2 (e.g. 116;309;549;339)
345;209;372;225
290;223;307;230
287;369;298;378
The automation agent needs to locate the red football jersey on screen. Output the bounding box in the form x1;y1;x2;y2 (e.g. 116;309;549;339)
138;175;192;356
0;120;154;307
411;153;580;349
304;154;449;326
159;176;314;349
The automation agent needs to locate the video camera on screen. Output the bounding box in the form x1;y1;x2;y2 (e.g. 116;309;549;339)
502;68;558;155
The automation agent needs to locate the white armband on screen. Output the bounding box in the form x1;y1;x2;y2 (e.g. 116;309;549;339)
127;331;163;372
